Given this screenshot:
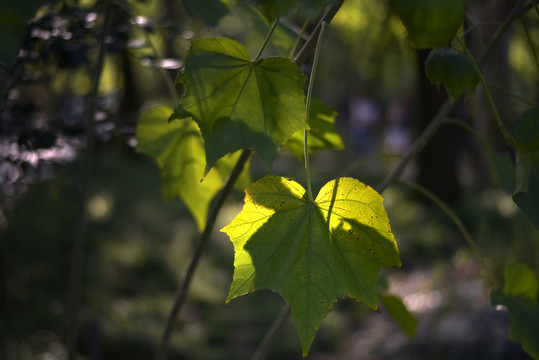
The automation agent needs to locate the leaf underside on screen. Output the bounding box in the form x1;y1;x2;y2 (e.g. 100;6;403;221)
221;175;401;355
173;37;307;173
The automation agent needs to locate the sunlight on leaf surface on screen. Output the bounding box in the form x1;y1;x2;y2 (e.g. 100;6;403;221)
221;175;400;355
173;37;307;172
136;105;249;231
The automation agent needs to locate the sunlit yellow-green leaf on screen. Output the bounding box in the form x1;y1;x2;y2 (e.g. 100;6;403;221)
136;105;249;231
221;175;400;355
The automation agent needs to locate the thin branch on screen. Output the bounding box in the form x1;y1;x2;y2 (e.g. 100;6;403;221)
68;0;113;359
154;150;252;360
304;21;328;202
144;31;180;104
399;180;501;287
376;1;534;193
293;0;344;65
250;304;291;360
456;36;516;148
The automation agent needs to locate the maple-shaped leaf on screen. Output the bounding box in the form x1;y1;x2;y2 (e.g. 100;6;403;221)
136;105;250;231
285;98;344;160
221;175;401;356
173;37;307;173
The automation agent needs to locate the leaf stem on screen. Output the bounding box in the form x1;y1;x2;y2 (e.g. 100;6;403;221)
294;0;344;65
455;36;516;149
304;21;327;202
254;17;280;62
398;180;501;288
154;150;252;360
68;0;113;359
289;19;310;61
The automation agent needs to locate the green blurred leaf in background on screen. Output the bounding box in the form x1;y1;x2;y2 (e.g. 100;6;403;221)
136;105;250;231
391;0;465;49
425;47;479;102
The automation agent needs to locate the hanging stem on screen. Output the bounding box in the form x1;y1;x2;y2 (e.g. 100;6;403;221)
304;21;327;202
254;17;280;62
455;36;516;149
399;180;501;288
68;0;113;359
144;31;180;104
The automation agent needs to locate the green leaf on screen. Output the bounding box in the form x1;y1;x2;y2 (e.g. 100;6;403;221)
513;108;539;230
285;98;344;159
504;262;539;300
391;0;465;49
136;105;249;231
491;262;539;359
173;37;307;173
243;0;338;20
182;0;229;27
425;47;479;102
221;175;401;355
379;294;418;339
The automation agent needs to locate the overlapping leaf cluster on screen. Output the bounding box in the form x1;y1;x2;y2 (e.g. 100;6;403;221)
136;28;401;356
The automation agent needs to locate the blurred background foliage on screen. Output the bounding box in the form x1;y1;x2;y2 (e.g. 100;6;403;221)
1;0;538;359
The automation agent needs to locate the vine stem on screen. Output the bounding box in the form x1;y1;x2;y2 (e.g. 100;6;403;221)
250;304;291;360
68;0;113;359
399;180;501;287
304;21;328;202
377;1;534;193
144;31;180;104
455;36;516;149
154;150;252;360
254;17;280;62
289;19;310;61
